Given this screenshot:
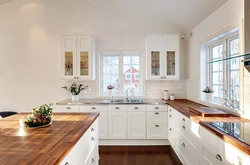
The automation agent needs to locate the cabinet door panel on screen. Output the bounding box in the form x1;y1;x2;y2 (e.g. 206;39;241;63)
127;112;146;139
108;111;127;139
80;106;108;139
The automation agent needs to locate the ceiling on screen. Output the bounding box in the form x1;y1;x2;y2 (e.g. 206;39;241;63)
0;0;228;32
81;0;228;32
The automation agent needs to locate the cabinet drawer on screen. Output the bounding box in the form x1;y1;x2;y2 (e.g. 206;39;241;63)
176;128;202;157
84;143;99;165
146;105;167;112
55;105;79;112
147;111;167;124
147;123;168;139
176;132;200;165
80;105;107;112
127;105;146;112
108;105;126;111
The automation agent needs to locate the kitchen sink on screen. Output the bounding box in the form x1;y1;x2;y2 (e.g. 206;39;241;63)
110;99;145;104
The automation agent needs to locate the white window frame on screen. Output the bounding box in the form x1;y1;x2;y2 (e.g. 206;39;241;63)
206;32;240;109
98;52;144;97
134;73;139;80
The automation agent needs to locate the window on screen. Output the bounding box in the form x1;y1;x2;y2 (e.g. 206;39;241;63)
99;52;143;96
207;31;240;109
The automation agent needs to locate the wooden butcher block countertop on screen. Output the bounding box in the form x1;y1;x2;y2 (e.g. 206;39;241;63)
0;112;99;165
165;99;250;156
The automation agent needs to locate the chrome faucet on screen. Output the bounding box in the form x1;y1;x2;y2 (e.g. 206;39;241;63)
125;88;130;102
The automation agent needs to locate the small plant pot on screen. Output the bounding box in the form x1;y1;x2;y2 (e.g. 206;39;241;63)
72;95;79;101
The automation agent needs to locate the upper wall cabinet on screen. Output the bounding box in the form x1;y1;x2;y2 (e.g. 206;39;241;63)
61;35;95;80
146;34;180;80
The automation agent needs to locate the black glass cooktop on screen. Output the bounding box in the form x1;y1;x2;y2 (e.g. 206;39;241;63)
206;121;250;145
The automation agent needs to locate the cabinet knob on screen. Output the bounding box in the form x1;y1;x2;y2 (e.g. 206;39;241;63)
74;77;76;79
155;124;160;127
169;115;171;117
182;143;185;147
91;128;95;132
163;77;166;79
65;162;69;165
215;154;222;161
169;128;172;131
77;77;79;79
155;112;159;115
66;107;71;110
91;137;95;141
182;118;185;122
134;107;139;110
91;107;96;110
182;125;185;129
154;107;159;110
115;107;120;110
169;109;172;111
91;158;95;163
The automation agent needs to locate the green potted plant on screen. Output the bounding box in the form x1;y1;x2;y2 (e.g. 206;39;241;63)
62;83;88;100
24;103;53;128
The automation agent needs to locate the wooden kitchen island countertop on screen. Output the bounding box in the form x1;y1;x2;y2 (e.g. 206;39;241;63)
0;112;99;165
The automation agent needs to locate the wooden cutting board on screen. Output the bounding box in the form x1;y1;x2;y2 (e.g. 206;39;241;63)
188;107;230;117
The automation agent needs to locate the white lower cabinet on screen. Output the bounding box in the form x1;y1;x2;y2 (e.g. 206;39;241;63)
147;105;168;139
60;118;99;165
108;105;127;139
80;105;108;139
127;105;146;139
168;105;250;165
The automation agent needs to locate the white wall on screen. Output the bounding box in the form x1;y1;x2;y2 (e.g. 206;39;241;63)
0;0;186;112
186;0;246;115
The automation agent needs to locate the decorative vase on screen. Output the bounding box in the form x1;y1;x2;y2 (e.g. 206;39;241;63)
206;93;214;102
72;95;79;101
108;89;112;96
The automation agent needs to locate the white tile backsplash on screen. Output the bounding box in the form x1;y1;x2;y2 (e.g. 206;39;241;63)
145;79;186;99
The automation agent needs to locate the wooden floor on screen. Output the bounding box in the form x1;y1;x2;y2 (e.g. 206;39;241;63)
99;146;182;165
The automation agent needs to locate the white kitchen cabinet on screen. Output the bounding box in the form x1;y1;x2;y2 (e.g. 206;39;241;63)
167;106;176;148
127;105;146;139
146;105;168;139
61;35;95;80
60;118;99;165
108;105;127;139
146;34;180;80
54;105;79;112
80;105;108;139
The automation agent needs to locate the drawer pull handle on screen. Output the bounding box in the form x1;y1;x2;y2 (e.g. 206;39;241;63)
169;128;172;131
115;107;120;110
65;162;69;165
154;107;159;109
182;143;185;147
134;107;139;110
182;118;185;122
169;109;172;111
169;115;171;117
91;128;95;132
155;112;159;115
91;158;95;163
182;126;185;129
215;154;222;161
66;107;71;110
91;137;95;141
91;107;96;110
155;125;160;127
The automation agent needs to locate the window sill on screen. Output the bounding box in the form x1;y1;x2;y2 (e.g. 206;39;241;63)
197;98;242;117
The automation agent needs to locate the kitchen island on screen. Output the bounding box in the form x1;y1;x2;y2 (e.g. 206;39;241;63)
0;112;99;165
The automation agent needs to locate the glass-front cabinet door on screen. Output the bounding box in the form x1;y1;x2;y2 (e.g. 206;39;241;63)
61;36;77;79
151;51;160;76
166;51;175;76
62;35;95;80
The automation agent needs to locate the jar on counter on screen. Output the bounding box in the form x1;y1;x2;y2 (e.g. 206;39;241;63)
170;94;175;100
164;90;169;100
